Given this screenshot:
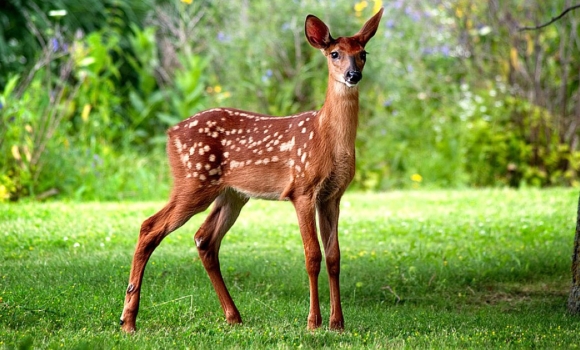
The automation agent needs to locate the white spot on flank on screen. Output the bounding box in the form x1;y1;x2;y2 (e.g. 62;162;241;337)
223;152;229;158
309;131;314;140
280;136;295;152
230;160;244;169
204;164;211;170
174;138;183;151
209;154;216;162
301;127;307;133
298;120;304;127
272;156;279;162
301;152;307;163
204;145;210;152
196;163;202;170
199;174;207;181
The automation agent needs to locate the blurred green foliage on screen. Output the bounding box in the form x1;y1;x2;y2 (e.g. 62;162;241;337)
0;0;579;201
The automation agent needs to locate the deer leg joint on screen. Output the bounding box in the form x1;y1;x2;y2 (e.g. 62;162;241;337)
126;283;135;294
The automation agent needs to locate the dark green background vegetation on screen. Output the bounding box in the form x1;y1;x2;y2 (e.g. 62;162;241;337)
1;0;579;200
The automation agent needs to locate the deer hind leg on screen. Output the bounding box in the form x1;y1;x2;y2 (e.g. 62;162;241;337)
194;188;249;325
317;196;344;330
293;195;323;330
120;188;217;333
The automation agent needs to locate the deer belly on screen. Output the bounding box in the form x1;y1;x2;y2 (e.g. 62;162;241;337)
225;162;291;200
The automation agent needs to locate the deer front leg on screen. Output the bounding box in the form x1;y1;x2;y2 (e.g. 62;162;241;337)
293;195;323;330
195;190;248;325
317;197;344;330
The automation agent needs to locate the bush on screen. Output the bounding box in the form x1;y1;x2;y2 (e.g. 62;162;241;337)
2;0;580;201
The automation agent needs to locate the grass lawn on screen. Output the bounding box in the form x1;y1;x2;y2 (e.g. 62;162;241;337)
1;189;580;348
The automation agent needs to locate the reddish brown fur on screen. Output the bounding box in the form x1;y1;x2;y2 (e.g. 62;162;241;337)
120;8;383;332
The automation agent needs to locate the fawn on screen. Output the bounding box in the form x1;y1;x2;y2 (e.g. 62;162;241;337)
120;8;383;332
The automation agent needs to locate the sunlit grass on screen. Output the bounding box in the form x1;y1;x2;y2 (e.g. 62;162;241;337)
1;189;579;348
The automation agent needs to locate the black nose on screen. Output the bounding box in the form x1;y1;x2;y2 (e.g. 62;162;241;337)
345;71;362;84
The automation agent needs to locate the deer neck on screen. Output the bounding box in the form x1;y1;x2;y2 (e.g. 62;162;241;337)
316;80;360;157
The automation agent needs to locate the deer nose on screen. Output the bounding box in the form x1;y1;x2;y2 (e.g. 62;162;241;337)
345;70;362;85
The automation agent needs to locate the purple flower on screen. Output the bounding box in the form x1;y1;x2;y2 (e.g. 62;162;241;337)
92;154;103;168
383;99;393;107
262;69;273;82
51;38;59;52
422;47;434;55
217;32;230;42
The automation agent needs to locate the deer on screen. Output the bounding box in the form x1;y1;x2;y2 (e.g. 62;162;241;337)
120;8;383;332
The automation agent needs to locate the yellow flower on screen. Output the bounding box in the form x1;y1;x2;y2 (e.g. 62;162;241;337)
411;173;423;182
81;104;91;122
214;85;222;93
373;0;383;14
354;1;368;13
181;0;193;4
0;185;9;201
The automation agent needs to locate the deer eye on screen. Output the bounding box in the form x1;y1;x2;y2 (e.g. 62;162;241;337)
360;51;367;60
330;51;339;59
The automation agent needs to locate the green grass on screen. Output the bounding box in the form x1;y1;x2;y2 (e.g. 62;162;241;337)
1;189;580;348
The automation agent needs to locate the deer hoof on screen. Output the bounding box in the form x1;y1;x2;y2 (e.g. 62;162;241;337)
329;320;344;331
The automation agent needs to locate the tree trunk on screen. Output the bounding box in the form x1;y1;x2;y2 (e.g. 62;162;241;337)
568;192;580;314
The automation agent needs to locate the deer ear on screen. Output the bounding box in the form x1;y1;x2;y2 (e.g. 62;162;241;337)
355;7;384;46
305;15;333;49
